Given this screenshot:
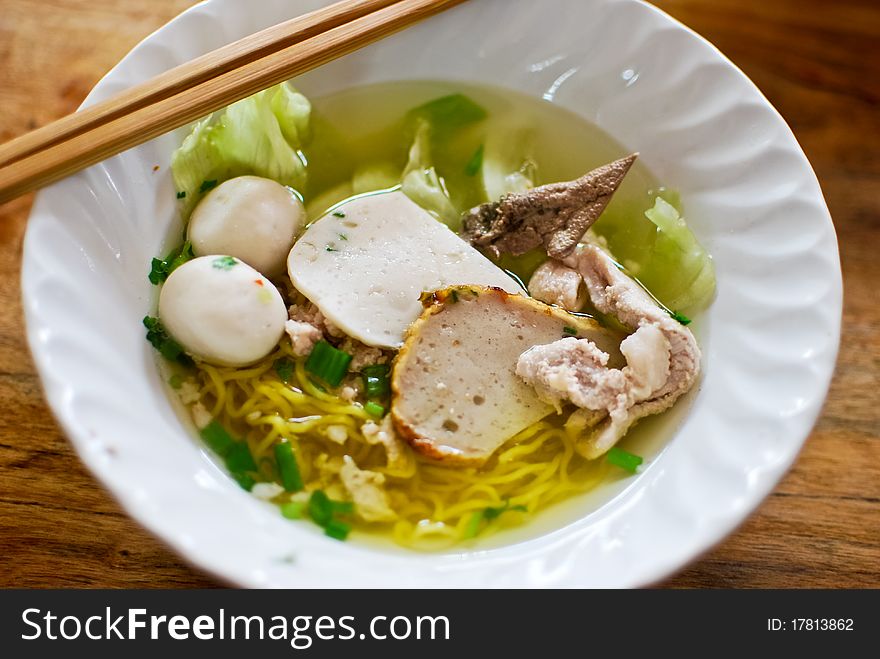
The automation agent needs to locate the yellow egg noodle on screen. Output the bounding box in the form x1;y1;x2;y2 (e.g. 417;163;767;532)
190;338;610;548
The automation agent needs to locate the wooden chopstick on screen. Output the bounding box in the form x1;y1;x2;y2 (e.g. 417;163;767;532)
0;0;399;170
0;0;466;204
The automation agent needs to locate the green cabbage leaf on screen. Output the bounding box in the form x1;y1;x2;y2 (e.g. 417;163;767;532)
638;196;715;311
171;83;311;213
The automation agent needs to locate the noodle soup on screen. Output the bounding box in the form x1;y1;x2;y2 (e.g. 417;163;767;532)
148;81;714;548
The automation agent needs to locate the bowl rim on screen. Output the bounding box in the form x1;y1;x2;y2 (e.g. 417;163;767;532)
21;0;842;588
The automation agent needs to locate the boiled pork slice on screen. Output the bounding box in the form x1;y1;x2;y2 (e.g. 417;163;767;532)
516;242;701;459
528;258;586;311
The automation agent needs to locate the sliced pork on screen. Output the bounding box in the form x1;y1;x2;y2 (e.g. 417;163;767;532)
517;243;700;458
528;259;586;311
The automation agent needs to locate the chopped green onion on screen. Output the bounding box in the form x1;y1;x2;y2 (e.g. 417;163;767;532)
274;442;304;492
463;500;527;538
450;290;459;303
325;245;337;252
332;211;346;218
148;241;194;285
670;311;692;325
176;191;186;199
212;255;238;270
233;473;255;491
338;233;348;241
361;364;390;400
225;441;257;473
168;374;183;390
364;401;385;419
483;501;527;520
606;446;643;473
463;511;484;539
274;358;294;383
308;490;333;526
148;258;167;285
323;519;352;540
143;316;191;365
198;416;258;489
563;326;578;336
302;489;355;539
199;179;218;193
464;144;484;176
305;340;352;387
200;420;235;456
281;501;306;519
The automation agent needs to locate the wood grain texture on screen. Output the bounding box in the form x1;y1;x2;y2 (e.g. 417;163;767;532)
0;0;877;588
0;0;468;202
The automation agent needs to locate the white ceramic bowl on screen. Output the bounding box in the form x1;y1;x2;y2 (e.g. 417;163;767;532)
22;0;841;587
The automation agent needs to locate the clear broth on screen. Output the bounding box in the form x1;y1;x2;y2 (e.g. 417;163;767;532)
297;82;701;551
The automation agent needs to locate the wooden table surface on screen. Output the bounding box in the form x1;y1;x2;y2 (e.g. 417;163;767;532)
0;0;877;588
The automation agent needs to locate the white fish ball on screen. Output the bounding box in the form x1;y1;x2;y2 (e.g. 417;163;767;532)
189;175;306;277
159;255;287;366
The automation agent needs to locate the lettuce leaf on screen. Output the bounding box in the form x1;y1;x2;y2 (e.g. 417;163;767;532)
171;83;311;213
481;120;538;201
406;93;487;135
639;197;715;311
400;119;459;226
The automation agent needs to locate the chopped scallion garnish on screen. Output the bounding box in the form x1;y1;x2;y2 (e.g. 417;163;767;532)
200;421;258;486
361;364;390;400
307;490;354;540
463;500;527;538
463;510;484;539
274;357;294;383
332;211;346;218
274;442;304;492
280;501;306;519
168;374;183;390
670;311;691;325
199;179;218;193
285;489;355;540
308;489;333;526
563;326;577;336
364;401;385;418
606;446;643;473
305;340;352;387
323;519;352;540
233;473;255;491
143;316;191;365
225;441;257;473
212;255;238;270
200;420;235;456
176;191;186;199
148;241;194;285
483;501;528;520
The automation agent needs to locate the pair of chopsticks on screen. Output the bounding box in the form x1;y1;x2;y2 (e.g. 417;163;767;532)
0;0;466;205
